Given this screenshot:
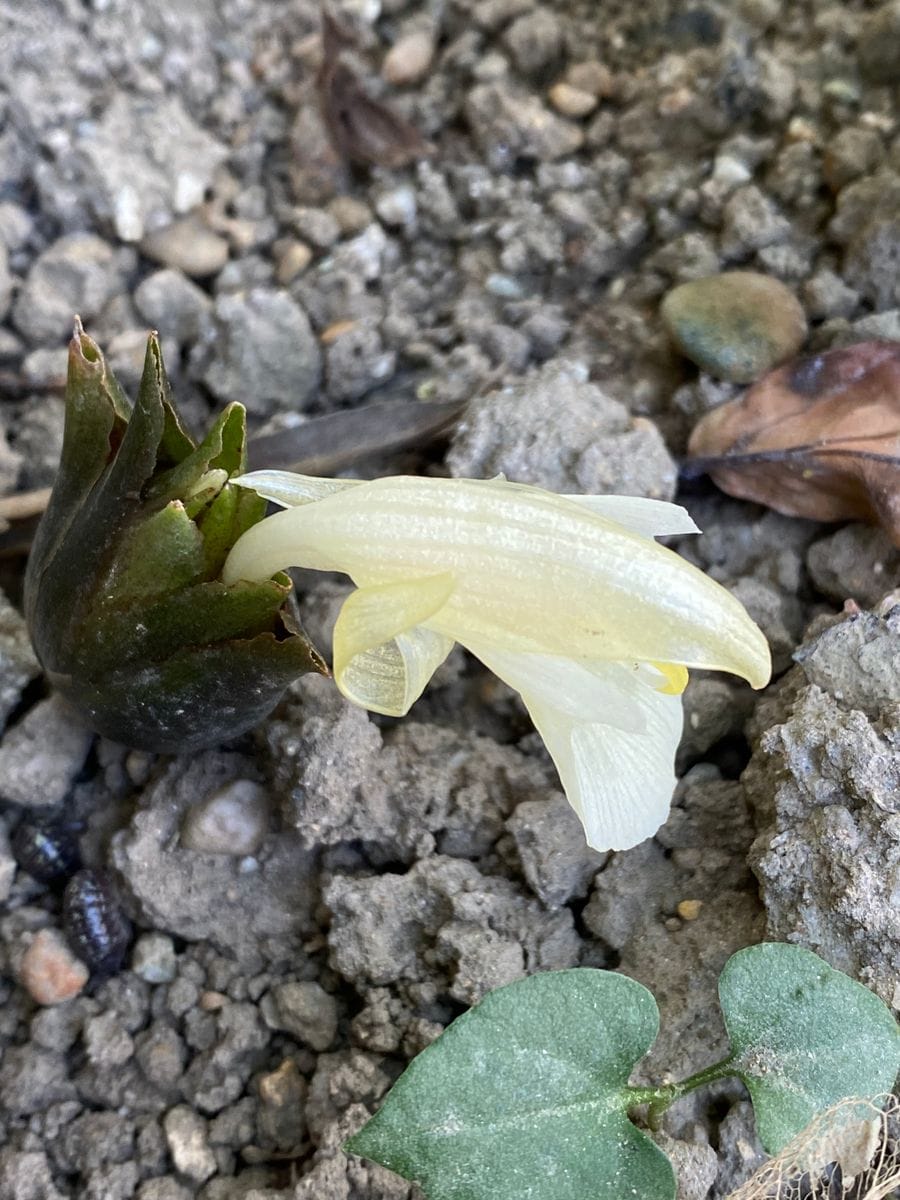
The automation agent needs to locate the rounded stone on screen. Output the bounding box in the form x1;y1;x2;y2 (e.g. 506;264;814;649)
131;932;178;984
382;29;435;86
19;928;89;1005
661;271;808;382
548;82;597;118
180;779;270;856
857;1;900;84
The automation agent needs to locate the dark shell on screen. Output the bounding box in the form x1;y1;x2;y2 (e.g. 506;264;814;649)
63;869;132;978
11;818;82;886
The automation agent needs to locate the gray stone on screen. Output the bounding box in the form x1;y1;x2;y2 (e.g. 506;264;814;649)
506;792;607;908
110;751;318;967
13;395;66;489
13;234;124;345
794;608;900;717
0;1149;66;1200
134;1025;187;1092
266;981;339;1052
289;206;340;248
661;272;808;383
503;9;563;75
180;779;270;856
447;359;677;498
857;0;900;83
163;1105;217;1183
84;1012;134;1070
801;268;859;321
57;1110;134;1174
0;696;93;809
843;216;900;310
807;525;900;608
0;590;40;733
465;84;584;167
136;1181;194;1200
652;1132;719;1200
719;185;792;260
823;127;884;192
141;215;229;279
133;269;213;343
47;94;228;243
324;317;396;401
131;933;178;984
325;856;580;998
261;676;554;862
745;605;900;1001
0;1045;75;1116
0;201;33;253
197;288;321;414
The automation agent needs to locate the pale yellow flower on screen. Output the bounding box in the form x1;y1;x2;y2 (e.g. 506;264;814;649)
222;472;770;851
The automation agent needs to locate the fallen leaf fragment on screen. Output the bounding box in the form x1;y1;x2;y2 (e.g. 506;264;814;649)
685;340;900;546
317;11;433;169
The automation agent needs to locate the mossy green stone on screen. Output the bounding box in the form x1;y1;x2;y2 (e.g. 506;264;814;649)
661;271;808;383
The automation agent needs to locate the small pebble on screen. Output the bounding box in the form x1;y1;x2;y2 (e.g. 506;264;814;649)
548;82;597;118
274;239;313;285
676;900;703;921
327;196;373;236
661;271;808;382
20;928;89;1005
382;29;435;86
566;60;615;98
163;1106;217;1184
265;980;338;1051
180;779;269;856
374;186;417;228
140;215;229;278
857;0;900;84
131;933;178;984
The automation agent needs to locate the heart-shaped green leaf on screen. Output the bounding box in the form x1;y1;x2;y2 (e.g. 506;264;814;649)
346;969;675;1200
719;944;900;1153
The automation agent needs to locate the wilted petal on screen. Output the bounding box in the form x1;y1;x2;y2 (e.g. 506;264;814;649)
474;646;683;851
333;573;455;716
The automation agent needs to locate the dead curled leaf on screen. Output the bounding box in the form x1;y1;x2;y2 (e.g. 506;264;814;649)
317;11;433;169
685;340;900;546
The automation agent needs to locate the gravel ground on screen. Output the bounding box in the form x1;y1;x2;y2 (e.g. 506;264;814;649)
0;1;898;1197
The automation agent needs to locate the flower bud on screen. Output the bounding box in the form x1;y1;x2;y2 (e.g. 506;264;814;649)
25;322;326;752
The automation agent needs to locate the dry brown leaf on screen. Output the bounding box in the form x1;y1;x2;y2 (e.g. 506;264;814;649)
685;340;900;546
317;10;433;169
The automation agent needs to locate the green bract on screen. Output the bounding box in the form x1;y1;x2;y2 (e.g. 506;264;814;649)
24;322;325;752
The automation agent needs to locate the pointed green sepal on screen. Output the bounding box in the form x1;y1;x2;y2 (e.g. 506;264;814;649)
25;325;326;753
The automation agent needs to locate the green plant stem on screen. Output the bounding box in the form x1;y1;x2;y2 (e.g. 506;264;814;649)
626;1057;737;1129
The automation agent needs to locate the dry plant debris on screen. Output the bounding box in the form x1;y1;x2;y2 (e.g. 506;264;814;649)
725;1095;900;1200
316;10;432;169
686;341;900;546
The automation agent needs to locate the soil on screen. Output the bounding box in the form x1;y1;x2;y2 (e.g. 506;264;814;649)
0;1;898;1198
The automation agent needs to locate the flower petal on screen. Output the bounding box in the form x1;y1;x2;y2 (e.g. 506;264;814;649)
223;474;771;689
472;645;684;851
333;573;455;716
233;470;363;508
562;495;701;538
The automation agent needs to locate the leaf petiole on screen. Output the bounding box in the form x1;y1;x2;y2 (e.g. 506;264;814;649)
627;1057;737;1128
